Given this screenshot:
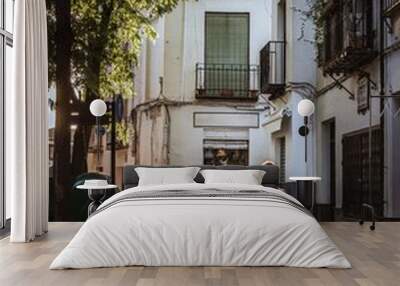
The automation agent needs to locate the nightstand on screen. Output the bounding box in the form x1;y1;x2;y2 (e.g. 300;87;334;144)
76;180;118;216
289;177;321;213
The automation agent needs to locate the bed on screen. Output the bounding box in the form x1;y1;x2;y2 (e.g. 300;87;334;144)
50;165;350;269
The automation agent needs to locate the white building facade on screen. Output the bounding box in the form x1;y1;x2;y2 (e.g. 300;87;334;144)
132;0;400;220
268;0;400;219
133;0;274;167
264;0;318;184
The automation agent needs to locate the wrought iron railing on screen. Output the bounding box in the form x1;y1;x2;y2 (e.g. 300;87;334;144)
384;0;400;13
260;41;286;94
321;0;376;73
195;63;259;99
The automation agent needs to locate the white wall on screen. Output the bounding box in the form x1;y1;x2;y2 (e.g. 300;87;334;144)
270;0;317;84
285;0;317;85
133;40;148;105
264;111;291;180
249;126;270;165
315;75;381;207
178;0;271;101
261;0;400;217
384;13;400;216
133;0;273;166
266;0;318;182
134;0;272;105
385;97;400;217
147;18;165;101
168;105;270;165
387;47;400;94
287;92;314;177
164;3;185;101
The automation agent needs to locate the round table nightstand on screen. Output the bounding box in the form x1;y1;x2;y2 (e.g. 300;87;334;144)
76;183;118;216
289;177;321;213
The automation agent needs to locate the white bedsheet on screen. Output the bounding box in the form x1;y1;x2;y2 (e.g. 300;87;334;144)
50;183;351;269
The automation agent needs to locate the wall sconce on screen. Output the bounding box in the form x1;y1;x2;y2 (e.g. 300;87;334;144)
90;99;107;170
297;99;315;162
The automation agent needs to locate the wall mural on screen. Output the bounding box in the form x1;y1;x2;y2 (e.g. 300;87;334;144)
47;0;265;221
47;0;399;223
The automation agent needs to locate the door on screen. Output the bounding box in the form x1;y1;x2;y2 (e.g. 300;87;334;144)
329;120;336;211
320;119;336;220
342;128;383;218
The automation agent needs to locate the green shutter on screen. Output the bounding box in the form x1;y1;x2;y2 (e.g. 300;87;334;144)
205;13;249;65
205;13;249;97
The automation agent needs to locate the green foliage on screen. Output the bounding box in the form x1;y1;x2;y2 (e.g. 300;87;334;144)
106;120;130;147
46;0;56;85
49;0;180;100
307;0;326;45
291;0;327;62
47;0;181;140
47;0;180;99
115;120;130;147
292;0;326;45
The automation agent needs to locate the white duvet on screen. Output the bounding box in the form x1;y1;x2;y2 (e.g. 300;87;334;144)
50;183;351;269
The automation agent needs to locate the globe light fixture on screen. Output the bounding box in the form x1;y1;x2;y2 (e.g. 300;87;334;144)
90;99;107;170
297;99;315;117
297;99;315;162
90;99;107;117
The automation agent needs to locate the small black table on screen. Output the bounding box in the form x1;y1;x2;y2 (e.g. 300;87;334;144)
76;183;118;216
289;177;321;213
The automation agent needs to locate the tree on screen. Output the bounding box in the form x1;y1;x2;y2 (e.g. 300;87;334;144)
47;0;180;220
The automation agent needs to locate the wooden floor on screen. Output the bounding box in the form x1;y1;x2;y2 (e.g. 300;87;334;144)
0;222;399;286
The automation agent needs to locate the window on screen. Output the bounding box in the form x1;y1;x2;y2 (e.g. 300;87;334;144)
1;0;14;229
201;13;254;98
203;139;249;166
205;12;249;66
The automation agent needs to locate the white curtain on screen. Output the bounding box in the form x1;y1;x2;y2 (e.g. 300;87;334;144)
7;0;49;242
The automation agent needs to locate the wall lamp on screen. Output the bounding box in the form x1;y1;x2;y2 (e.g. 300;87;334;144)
90;99;107;170
297;99;315;162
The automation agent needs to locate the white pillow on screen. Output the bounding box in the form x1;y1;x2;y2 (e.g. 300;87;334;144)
200;169;265;185
135;167;201;186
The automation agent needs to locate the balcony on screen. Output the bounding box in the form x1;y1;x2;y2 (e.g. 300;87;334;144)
195;63;259;100
321;0;377;74
384;0;400;16
260;41;286;98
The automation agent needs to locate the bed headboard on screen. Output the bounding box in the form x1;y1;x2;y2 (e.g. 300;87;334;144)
122;165;280;190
